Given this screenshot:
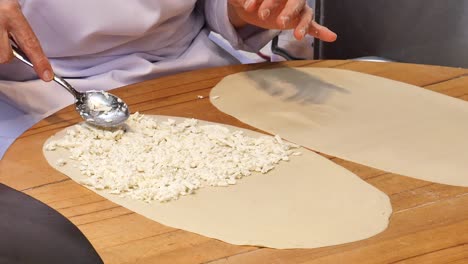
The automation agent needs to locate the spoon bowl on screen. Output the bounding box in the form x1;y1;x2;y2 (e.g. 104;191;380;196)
77;90;129;128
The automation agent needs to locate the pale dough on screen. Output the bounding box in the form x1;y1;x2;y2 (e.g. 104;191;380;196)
211;68;468;187
43;116;392;249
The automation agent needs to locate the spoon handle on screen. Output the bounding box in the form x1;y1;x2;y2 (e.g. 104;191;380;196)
10;39;81;98
52;75;80;98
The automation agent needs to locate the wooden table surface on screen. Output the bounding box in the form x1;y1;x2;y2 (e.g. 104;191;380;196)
1;60;467;264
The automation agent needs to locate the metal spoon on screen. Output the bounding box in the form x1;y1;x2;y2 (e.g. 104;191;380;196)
10;41;130;128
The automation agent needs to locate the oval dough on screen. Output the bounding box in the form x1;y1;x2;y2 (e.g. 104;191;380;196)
43;116;391;249
211;68;468;187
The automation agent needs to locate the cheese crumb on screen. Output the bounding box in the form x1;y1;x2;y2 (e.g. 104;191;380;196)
56;159;67;167
197;95;204;99
46;113;300;202
101;91;110;99
89;99;112;112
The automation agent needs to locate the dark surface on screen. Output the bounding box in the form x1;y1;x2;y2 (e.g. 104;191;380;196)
0;184;103;264
314;0;468;68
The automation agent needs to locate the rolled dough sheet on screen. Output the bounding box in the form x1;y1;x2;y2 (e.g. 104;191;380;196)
210;68;468;187
43;116;392;249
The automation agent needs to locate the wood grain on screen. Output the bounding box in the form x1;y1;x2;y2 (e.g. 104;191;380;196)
1;60;467;264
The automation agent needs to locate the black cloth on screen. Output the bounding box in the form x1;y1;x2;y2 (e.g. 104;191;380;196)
0;184;103;264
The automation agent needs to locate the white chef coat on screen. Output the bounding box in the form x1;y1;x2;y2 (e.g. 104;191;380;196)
1;0;277;113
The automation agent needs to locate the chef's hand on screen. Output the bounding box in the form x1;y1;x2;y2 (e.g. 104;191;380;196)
0;0;53;81
228;0;337;42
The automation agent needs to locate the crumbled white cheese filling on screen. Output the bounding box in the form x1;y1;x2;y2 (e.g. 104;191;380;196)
89;102;112;112
56;159;67;167
88;94;113;112
45;113;300;202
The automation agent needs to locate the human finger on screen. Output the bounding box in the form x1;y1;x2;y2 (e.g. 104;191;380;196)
231;0;264;13
276;0;306;28
9;8;53;81
0;29;13;63
257;0;284;21
293;6;313;40
308;20;337;42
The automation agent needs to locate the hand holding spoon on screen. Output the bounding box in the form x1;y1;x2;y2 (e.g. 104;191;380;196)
10;39;130;128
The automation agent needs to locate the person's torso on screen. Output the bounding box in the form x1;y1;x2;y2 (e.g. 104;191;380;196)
19;0;200;58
